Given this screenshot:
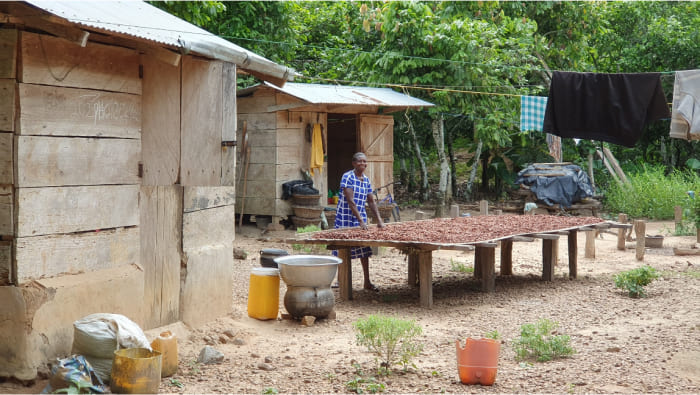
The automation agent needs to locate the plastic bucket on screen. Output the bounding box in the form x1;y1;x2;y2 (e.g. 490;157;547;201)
260;248;289;268
456;338;500;386
150;331;177;378
110;348;162;394
247;267;280;320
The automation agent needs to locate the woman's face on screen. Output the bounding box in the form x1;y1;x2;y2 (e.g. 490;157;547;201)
353;156;368;172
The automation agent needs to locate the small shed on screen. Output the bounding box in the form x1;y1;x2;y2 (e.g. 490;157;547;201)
236;82;434;228
0;1;294;380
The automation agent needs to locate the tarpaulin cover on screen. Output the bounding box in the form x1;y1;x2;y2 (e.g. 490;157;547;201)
514;164;594;208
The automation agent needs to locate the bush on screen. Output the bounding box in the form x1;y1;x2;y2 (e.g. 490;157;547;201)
353;315;423;373
614;265;660;298
513;319;574;362
603;164;700;220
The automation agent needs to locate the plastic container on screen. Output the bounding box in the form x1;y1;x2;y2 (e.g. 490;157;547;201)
247;267;280;320
260;249;289;268
110;348;162;394
456;338;500;386
150;331;177;377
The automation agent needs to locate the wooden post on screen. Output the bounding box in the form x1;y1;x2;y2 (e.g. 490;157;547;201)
493;209;502;216
634;220;645;261
602;147;629;184
450;204;460;218
479;200;489;216
552;238;559;267
416;251;433;307
617;213;628;250
337;248;352;300
476;244;496;292
587;153;596;192
473;247;482;279
585;230;596;259
596;149;622;185
568;230;578;279
542;237;558;281
500;239;513;275
675;206;683;234
407;253;419;287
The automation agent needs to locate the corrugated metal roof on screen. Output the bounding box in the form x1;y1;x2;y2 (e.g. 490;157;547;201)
25;0;296;83
249;82;434;108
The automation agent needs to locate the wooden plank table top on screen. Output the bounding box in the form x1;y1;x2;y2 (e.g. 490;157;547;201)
284;215;615;307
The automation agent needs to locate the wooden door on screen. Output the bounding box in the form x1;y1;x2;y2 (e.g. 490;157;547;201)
357;114;394;195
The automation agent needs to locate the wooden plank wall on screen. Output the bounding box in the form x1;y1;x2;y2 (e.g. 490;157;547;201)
141;54;180;186
181;56;222;186
140;186;182;329
236;89;328;218
13;30;141;284
0;28;16;285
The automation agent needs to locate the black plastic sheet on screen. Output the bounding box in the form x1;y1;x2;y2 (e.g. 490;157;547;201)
514;164;594;208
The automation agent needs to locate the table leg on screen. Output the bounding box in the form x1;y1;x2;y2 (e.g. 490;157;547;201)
500;239;513;275
476;246;495;292
412;251;432;308
337;248;352;300
568;230;578;279
542;239;555;281
407;254;419;287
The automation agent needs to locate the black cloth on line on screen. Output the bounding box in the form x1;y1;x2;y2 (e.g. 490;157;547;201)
542;71;670;147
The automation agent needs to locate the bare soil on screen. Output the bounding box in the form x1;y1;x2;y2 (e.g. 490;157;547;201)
3;209;699;394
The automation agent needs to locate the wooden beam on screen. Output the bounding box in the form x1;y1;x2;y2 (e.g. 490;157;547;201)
337;248;352;301
542;239;556;281
407;253;418;287
634;220;645;261
416;251;432;307
568;230;578;279
596;149;622;185
617;213;628;251
21;16;89;47
531;233;560;240
477;246;495;292
585;229;596;259
500;239;513;275
603;147;629;184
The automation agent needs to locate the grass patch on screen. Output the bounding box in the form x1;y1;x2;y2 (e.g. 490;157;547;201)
513;319;575;362
450;259;474;273
603;164;700;221
292;224;325;253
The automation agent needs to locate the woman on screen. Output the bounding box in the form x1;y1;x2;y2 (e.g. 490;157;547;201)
333;152;385;291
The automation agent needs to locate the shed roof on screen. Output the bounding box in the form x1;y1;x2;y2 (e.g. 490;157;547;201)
239;82;434;114
20;0;296;86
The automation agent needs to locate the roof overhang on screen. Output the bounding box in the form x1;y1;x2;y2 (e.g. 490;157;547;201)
2;0;297;86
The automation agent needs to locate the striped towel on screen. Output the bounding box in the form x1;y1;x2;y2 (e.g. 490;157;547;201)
520;95;548;132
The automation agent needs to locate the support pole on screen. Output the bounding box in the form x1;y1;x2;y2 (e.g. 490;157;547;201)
635;220;646;261
617;213;628;251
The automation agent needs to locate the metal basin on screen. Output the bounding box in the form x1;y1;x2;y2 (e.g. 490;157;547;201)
274;255;341;288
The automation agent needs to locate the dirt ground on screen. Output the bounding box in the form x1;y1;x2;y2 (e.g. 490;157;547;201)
2;209;699;394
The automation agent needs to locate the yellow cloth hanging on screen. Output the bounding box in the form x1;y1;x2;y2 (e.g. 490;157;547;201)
310;123;324;175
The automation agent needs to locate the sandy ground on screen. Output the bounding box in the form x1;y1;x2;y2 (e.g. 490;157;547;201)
2;210;699;394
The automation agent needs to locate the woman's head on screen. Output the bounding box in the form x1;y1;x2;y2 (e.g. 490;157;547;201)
352;152;368;173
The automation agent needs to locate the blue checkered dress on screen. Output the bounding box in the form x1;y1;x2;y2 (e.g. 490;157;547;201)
332;170;373;259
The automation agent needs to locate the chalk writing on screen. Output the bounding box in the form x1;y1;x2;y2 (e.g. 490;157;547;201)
73;93;140;125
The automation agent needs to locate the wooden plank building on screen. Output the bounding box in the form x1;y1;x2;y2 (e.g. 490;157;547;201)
0;1;295;380
236;82;434;229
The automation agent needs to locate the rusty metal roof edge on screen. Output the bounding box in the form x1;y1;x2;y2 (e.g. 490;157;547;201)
24;0;298;84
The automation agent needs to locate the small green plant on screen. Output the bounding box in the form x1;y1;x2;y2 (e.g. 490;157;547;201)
187;359;201;375
513;318;575;362
484;330;500;340
353;314;423;373
450;259;473;273
293;224;324;253
262;388;279;394
345;376;386;394
614;265;660;298
169;378;184;389
53;380;94;394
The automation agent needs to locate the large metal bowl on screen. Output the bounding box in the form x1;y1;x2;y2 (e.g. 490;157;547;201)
274;255;341;287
